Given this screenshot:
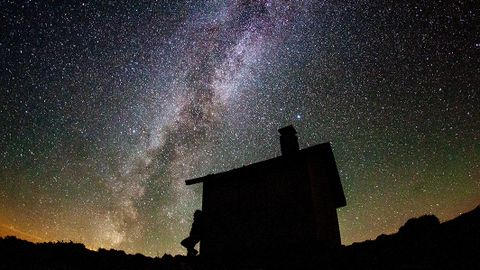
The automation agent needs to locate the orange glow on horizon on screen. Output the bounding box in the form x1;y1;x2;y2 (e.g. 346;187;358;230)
0;223;45;243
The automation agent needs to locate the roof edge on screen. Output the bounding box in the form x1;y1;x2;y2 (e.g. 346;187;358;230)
184;142;332;186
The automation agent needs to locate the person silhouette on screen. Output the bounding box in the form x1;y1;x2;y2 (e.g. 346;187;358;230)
181;210;202;256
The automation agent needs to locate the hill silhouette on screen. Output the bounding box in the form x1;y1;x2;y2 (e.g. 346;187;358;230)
0;237;194;270
1;206;478;270
339;206;480;270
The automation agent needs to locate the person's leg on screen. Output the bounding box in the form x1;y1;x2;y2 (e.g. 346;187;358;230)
181;237;195;249
187;248;198;256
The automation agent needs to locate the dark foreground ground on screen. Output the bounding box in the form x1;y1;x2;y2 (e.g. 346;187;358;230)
1;206;479;270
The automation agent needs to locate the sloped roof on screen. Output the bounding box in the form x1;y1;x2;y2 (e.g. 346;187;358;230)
185;142;346;208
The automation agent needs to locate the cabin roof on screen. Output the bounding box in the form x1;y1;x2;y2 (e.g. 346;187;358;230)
185;142;346;208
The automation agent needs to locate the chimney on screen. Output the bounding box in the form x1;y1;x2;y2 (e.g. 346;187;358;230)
278;125;299;156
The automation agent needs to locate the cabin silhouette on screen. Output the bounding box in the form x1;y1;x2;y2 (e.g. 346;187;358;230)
185;125;346;263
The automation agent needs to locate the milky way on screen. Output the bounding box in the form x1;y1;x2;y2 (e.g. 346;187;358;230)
1;0;479;256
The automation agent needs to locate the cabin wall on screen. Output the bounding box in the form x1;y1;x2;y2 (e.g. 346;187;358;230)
200;160;316;260
307;154;342;246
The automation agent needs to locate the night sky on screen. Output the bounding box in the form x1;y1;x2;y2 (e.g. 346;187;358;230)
1;0;479;257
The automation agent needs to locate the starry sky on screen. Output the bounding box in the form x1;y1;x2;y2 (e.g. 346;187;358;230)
1;0;479;257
